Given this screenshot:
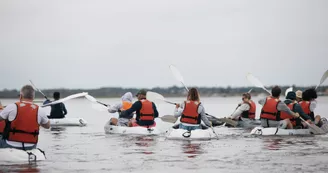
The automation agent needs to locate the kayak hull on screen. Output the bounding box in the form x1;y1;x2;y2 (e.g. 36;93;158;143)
165;128;215;140
250;126;314;136
104;120;161;135
0;148;46;163
50;118;87;127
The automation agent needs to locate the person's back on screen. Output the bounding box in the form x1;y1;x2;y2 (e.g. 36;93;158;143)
108;92;134;126
46;92;67;119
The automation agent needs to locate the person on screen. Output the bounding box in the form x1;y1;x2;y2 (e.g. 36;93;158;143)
259;86;300;129
0;85;50;150
280;91;312;129
230;93;256;121
295;90;303;103
174;88;212;130
299;88;322;126
108;92;134;126
44;92;67;119
120;89;158;127
0;101;4;138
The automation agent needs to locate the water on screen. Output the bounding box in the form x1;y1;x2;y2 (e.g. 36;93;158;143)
1;96;328;173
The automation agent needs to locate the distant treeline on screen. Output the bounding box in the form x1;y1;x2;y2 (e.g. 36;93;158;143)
0;85;327;99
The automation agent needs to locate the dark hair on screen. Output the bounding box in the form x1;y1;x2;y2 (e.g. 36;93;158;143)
188;88;200;102
302;90;311;101
271;86;281;97
305;88;317;99
53;92;60;100
242;93;251;100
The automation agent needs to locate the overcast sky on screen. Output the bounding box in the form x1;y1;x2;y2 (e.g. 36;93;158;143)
0;0;327;90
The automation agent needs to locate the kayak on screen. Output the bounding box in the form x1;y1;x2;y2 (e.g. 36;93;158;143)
0;148;46;163
104;119;162;135
50;118;87;127
225;118;261;129
250;126;314;136
165;127;216;140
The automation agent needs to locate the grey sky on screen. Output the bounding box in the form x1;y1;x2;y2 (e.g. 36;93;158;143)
0;0;327;90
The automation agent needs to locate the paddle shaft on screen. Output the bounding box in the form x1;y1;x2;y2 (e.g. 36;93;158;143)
29;80;48;100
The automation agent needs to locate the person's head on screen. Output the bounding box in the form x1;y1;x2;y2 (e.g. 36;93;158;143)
306;88;317;100
296;90;302;101
53;92;60;100
20;85;35;101
121;92;133;102
135;89;147;100
187;88;200;102
242;93;251;102
286;91;296;101
271;86;281;98
302;90;311;101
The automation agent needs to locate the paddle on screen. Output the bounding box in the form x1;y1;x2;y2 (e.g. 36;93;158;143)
29;80;48;100
285;87;293;97
300;117;325;135
315;70;328;90
246;73;271;94
85;95;108;107
41;92;88;107
169;65;219;139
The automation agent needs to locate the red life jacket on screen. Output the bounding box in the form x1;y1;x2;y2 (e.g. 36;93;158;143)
299;101;314;121
241;100;256;119
0;121;4;134
180;101;201;124
3;102;39;144
260;97;281;121
139;100;154;121
280;102;297;126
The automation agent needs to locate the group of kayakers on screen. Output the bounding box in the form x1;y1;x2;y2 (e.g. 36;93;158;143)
0;84;324;151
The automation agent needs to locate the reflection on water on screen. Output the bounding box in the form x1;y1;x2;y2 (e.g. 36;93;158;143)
181;141;204;158
0;163;40;173
261;137;317;151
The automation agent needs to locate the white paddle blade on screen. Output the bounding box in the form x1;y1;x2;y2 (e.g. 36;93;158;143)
285;87;293;96
246;73;271;94
85;95;98;103
316;70;328;89
41;92;88;107
146;91;165;102
169;65;189;91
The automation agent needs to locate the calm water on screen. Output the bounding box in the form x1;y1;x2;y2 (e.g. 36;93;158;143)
1;96;328;173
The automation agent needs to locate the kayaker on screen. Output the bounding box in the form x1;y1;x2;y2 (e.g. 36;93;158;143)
0;85;50;150
259;86;300;129
230;93;256;125
108;92;134;126
295;90;303;103
120;89;158;127
174;88;212;130
0;101;4;138
44;92;67;119
300;88;322;126
281;91;312;129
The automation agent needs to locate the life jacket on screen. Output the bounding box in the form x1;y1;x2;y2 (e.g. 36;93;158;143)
299;101;314;121
260;97;281;121
180;101;201;124
240;100;256;119
118;101;133;118
2;102;39;144
139;99;154;121
280;102;297;126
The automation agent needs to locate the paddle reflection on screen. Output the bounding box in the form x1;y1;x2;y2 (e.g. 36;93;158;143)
0;163;40;173
181;141;204;158
134;136;156;155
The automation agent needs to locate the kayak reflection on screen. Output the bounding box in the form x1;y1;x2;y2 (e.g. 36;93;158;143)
181;141;204;158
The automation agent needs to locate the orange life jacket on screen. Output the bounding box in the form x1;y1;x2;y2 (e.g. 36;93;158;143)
3;102;39;144
299;101;314;121
121;101;132;111
0;121;5;134
280;102;297;126
260;97;281;121
240;100;256;119
180;101;201;124
139;100;154;121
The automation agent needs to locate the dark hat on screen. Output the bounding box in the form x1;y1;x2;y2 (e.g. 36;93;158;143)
135;89;147;96
286;91;296;100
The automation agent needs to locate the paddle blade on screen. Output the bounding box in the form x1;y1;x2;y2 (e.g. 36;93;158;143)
41;92;88;107
160;115;178;123
246;73;270;94
146;91;165;102
316;70;328;90
285;87;293;96
169;64;189;91
85;95;98;103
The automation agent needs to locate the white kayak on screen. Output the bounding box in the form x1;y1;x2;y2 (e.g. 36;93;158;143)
250;126;314;136
50;118;87;127
104;121;160;135
165;128;216;140
0;148;46;163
